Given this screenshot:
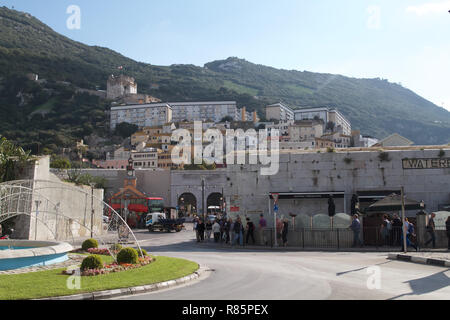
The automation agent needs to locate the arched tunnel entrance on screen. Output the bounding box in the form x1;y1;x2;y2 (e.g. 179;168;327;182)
178;193;197;217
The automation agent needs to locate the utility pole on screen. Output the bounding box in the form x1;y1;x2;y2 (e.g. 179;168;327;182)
202;178;205;221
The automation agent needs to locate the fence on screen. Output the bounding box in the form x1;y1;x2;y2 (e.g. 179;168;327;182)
238;227;408;249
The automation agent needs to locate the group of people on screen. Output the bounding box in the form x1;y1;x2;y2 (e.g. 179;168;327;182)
192;214;290;247
378;212;450;251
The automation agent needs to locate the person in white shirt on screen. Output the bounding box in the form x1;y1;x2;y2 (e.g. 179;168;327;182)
212;221;221;243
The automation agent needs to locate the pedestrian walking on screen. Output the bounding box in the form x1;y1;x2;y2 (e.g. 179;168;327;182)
230;218;235;245
350;214;363;247
392;214;402;246
205;220;213;242
224;218;231;244
424;213;436;248
276;217;283;245
380;214;391;246
193;217;200;242
197;219;205;242
282;218;289;247
445;216;450;250
213;220;221;243
402;218;418;251
233;217;242;246
259;214;267;246
245;218;255;245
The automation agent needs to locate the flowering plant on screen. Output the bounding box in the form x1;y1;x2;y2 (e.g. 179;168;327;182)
70;255;153;276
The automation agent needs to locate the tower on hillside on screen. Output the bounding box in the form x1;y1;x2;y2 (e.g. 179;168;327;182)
107;74;138;100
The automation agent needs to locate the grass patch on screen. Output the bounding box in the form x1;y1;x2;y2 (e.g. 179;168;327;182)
0;256;198;300
222;80;259;96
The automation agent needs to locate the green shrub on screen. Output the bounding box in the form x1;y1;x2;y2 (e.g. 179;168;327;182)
82;238;98;251
138;249;148;257
110;243;123;252
117;247;139;264
80;255;103;271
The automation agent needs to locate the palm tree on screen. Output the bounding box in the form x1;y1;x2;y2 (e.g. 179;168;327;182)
0;135;32;182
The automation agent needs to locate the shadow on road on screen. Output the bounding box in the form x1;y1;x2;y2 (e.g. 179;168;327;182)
387;269;450;300
336;261;393;277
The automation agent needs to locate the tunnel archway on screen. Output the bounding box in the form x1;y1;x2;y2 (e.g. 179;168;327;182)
178;193;197;217
207;192;223;215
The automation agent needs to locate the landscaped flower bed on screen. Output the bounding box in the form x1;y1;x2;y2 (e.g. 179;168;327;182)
63;255;154;277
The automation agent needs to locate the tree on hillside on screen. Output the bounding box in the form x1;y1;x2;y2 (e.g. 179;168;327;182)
220;116;234;123
114;122;139;139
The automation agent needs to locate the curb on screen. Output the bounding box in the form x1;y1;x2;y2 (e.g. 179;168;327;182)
387;253;450;268
195;243;409;253
37;265;209;300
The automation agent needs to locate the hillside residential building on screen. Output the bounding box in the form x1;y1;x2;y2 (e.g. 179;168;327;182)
169;101;238;123
131;132;149;146
315;137;335;149
321;132;352;148
265;103;295;121
373;133;414;147
92;159;129;170
131;147;161;169
106;146;131;161
294;107;351;136
110;103;172;130
267;120;294;137
158;145;184;170
288;120;324;142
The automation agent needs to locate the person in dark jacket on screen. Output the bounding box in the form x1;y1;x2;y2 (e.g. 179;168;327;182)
424;213;436;248
245;218;255;245
446;216;450;250
197;219;205;242
282;218;289;247
391;214;402;246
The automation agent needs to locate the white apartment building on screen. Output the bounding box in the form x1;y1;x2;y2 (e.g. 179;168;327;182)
294;107;351;136
131;147;161;169
110;103;172;131
169;101;238;123
265;103;294;121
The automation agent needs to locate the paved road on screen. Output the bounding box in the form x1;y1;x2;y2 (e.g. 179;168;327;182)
115;224;450;300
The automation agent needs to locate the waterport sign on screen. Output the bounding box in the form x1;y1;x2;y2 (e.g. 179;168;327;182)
402;158;450;169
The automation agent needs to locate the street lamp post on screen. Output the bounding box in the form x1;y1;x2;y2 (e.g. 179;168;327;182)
34;200;41;240
54;202;60;240
89;182;96;238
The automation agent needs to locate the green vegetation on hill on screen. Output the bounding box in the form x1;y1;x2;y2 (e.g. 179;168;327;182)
0;6;449;152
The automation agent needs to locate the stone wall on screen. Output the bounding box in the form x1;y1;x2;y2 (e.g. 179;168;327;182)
225;148;450;234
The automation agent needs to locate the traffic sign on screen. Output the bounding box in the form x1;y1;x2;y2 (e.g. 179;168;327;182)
273;204;279;212
271;193;279;204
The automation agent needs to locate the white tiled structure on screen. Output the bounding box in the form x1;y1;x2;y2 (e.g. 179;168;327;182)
169;101;238;123
110;103;172;131
110;101;238;130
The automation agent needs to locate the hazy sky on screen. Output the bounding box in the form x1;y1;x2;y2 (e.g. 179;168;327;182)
2;0;450;111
